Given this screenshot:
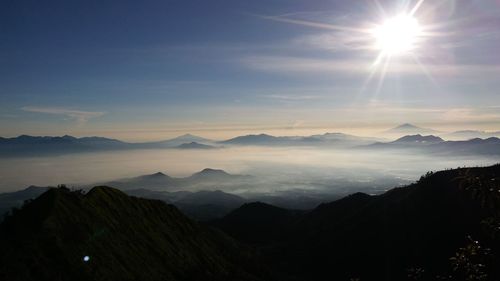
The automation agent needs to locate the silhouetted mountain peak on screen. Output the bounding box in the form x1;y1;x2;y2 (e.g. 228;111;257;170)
176;142;216;149
213;202;300;243
221;134;277;144
223;202;294;222
140;171;170;179
86;185;127;198
180;133;196;138
61;135;76;139
346;192;372;200
393;134;444;144
194;168;230;177
244;134;274;139
169;134;210;142
485;137;500;142
240;201;280;209
399;123;418;128
17;134;37;139
384;123;438;135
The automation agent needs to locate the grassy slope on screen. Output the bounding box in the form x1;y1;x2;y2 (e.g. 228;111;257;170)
0;186;265;281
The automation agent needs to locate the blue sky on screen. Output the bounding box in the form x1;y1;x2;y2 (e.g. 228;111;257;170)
1;0;500;140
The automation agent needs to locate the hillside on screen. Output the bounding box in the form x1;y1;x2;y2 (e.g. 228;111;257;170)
2;165;500;280
215;165;500;280
213;202;302;244
0;186;265;281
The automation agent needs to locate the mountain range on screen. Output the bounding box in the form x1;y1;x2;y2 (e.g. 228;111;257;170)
3;125;500;157
443;130;500;140
146;134;215;147
384;124;500;140
218;132;381;147
366;134;500;155
1;165;499;280
98;168;252;192
0;168;343;221
0;132;381;157
0;134;218;157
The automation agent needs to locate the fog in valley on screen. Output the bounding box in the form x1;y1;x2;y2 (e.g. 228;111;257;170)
1;146;496;199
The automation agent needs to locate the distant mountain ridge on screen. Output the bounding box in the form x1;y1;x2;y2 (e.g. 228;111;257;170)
189;168;231;179
366;134;500;155
98;168;252;191
0;134;216;157
219;132;381;147
392;134;444;144
149;134;215;147
0;131;378;157
443;130;500;140
3;130;500;157
176;142;217;149
384;123;439;136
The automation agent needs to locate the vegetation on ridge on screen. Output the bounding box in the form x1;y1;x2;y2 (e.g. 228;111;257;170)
0;186;265;281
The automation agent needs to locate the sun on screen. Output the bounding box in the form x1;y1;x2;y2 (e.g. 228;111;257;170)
372;14;423;56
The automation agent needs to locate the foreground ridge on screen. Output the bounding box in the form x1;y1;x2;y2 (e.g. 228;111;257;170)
0;186;264;281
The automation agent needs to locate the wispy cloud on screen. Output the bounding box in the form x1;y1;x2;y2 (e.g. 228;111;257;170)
259;14;367;33
441;107;500;123
21;106;105;124
241;55;500;77
292;32;373;52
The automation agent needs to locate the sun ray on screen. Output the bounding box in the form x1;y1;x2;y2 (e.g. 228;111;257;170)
410;54;439;87
372;0;387;18
373;50;386;67
260;0;446;93
375;54;392;97
409;0;426;16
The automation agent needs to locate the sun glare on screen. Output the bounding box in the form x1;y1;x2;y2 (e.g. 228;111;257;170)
372;14;422;55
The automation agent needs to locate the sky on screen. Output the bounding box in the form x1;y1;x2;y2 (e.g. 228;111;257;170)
1;0;500;141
